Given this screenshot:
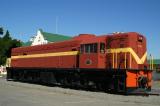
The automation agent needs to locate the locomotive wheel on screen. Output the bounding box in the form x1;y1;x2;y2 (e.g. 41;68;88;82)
138;76;148;89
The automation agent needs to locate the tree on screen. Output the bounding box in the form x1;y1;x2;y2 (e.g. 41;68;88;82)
0;27;3;35
0;30;22;65
3;30;11;40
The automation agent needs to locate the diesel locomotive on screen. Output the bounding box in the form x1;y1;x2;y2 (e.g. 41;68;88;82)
7;32;152;93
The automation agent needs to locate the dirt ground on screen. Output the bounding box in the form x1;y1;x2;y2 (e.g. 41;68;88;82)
0;73;160;106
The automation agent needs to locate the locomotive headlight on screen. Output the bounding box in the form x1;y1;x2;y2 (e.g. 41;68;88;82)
138;36;143;42
139;36;143;40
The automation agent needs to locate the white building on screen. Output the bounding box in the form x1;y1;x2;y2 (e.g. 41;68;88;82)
23;29;72;46
30;29;48;46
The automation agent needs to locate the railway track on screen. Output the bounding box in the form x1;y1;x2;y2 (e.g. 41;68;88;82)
128;89;160;96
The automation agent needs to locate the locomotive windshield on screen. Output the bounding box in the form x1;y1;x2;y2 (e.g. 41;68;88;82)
80;43;105;54
80;43;97;53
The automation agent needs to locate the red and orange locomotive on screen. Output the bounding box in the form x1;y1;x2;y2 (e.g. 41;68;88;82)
7;32;152;93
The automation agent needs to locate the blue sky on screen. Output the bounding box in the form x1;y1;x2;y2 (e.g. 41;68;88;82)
0;0;160;58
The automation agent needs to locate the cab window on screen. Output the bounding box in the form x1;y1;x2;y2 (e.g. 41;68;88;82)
100;43;105;53
80;45;84;53
84;43;97;53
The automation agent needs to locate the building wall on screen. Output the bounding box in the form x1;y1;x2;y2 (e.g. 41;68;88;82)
31;30;48;46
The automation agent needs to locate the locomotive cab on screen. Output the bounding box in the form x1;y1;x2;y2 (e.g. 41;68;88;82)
79;37;106;69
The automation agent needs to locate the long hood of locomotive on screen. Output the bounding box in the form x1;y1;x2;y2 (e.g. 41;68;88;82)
10;39;81;68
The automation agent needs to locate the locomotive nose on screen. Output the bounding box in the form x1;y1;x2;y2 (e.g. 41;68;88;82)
138;76;148;89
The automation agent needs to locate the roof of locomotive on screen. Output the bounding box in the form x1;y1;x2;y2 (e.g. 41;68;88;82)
12;39;81;53
12;34;96;52
12;32;146;53
109;32;146;39
80;32;146;44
